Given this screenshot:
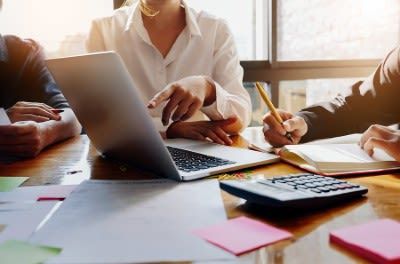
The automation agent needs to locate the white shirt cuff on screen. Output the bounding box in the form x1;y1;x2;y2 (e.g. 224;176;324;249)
201;82;230;120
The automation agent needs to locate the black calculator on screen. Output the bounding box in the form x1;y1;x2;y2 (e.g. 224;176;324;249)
220;173;368;209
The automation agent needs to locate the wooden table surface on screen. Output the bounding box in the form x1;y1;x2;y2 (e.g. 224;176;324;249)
1;134;399;264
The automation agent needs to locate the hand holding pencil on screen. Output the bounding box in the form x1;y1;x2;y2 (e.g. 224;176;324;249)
256;82;308;147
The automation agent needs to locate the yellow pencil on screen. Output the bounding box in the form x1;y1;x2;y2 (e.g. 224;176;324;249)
255;82;293;142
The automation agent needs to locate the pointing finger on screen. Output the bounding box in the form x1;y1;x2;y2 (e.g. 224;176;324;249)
147;85;177;109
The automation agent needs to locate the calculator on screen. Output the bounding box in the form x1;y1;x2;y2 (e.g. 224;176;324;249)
220;173;368;209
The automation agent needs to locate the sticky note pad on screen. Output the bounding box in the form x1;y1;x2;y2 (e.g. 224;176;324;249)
0;177;28;192
193;216;292;255
330;219;400;264
0;240;61;264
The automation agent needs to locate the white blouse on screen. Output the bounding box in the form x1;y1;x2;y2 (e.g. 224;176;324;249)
86;1;251;131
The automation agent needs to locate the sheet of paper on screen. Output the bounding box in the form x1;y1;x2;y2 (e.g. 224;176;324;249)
0;108;11;125
0;177;29;192
241;127;273;153
0;201;58;243
37;185;77;201
330;219;400;264
0;240;61;264
31;179;234;263
241;126;362;154
307;134;362;145
0;185;77;203
0;202;35;212
193;216;292;256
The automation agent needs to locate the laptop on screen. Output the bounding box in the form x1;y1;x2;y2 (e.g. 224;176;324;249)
46;52;279;181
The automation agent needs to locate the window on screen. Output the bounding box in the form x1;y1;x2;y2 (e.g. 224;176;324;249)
186;0;268;60
279;78;360;113
0;0;113;58
277;0;400;61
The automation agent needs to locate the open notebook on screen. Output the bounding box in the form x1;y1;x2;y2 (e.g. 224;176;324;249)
242;128;400;176
280;144;400;176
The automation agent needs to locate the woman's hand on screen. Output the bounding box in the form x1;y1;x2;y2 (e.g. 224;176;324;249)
148;76;216;126
166;117;237;145
360;124;400;161
0;121;50;158
6;101;61;123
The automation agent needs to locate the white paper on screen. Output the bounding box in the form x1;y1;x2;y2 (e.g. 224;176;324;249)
307;134;362;145
286;143;396;163
0;185;77;203
30;179;234;263
0;108;11;125
0;201;58;243
241;127;273;152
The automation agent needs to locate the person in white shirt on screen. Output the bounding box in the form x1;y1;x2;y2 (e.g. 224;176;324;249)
86;0;251;145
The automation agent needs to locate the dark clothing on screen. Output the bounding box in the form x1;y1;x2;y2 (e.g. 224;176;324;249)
298;47;400;142
0;35;68;109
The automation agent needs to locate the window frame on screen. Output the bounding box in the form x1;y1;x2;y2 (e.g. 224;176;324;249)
243;0;382;105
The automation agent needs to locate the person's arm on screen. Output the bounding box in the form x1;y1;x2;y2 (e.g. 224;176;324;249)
297;47;400;142
18;39;81;144
200;20;252;134
39;109;81;147
0;109;80;158
148;20;251;136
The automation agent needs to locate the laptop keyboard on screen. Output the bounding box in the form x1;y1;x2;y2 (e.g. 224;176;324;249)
167;147;236;173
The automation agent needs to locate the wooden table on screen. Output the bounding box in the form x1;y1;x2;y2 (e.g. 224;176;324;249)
1;134;399;264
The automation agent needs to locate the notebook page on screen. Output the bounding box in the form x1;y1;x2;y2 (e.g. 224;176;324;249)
286;144;395;163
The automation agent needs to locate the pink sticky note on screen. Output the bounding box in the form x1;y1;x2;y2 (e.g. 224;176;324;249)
330;219;400;264
37;185;77;201
193;216;292;255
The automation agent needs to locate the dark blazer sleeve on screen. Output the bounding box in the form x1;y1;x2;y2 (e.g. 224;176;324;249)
297;47;400;142
21;39;69;109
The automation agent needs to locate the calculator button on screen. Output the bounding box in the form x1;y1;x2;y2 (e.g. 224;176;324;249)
318;187;331;192
275;180;287;184
348;183;360;188
294;180;305;185
305;183;317;188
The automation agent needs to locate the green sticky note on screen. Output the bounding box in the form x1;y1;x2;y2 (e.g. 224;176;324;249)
0;177;29;192
0;240;61;264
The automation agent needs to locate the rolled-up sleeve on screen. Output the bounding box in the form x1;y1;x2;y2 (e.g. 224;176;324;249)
201;20;252;131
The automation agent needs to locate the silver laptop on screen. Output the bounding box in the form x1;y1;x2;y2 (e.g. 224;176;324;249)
46;52;279;181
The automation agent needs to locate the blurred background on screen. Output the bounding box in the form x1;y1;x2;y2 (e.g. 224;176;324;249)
1;0;399;125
